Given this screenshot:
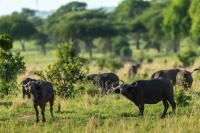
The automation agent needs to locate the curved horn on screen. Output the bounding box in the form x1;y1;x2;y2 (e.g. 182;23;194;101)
191;68;200;74
119;80;124;84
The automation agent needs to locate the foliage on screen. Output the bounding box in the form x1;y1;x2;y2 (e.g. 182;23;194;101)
115;0;150;20
0;14;37;40
33;32;48;54
96;56;123;72
189;0;200;43
162;0;191;52
175;89;191;107
163;0;191;38
0;35;26;95
112;37;129;56
85;82;98;97
177;47;197;67
120;46;132;58
35;43;85;98
0;34;13;51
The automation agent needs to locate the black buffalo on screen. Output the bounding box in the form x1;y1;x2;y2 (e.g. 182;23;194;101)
86;73;120;94
21;78;37;99
111;78;176;118
151;68;199;89
128;63;140;78
24;80;54;123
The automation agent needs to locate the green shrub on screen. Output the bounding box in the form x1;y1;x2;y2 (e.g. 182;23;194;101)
105;57;123;72
85;82;98;97
175;89;191;107
147;58;153;63
177;47;197;67
35;43;85;98
120;47;132;58
0;35;25;96
112;37;129;56
0;34;13;51
95;56;123;72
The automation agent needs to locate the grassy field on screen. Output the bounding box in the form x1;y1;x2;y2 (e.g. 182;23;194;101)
1;43;200;133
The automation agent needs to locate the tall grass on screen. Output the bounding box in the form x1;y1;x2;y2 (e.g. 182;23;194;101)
1;42;200;132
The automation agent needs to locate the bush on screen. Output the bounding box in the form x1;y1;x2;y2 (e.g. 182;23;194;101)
85;82;98;97
112;37;129;56
120;47;132;58
95;56;123;72
105;57;123;72
0;35;25;96
175;89;191;107
177;47;197;67
0;34;13;51
35;43;85;98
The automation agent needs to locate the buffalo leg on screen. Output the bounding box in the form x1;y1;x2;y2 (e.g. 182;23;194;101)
168;98;176;114
49;101;54;118
40;104;46;123
161;100;169;118
138;104;144;116
33;104;39;123
22;92;25;99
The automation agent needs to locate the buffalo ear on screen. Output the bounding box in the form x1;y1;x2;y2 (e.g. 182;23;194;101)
131;81;138;87
129;82;138;93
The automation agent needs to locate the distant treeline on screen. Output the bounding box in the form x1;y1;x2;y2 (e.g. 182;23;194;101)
0;0;200;57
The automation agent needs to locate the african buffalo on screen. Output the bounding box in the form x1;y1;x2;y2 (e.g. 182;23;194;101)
24;80;54;123
86;73;120;94
21;78;37;99
128;63;140;78
111;78;176;118
151;68;199;89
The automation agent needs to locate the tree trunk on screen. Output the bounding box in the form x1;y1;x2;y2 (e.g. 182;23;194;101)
21;40;26;52
106;38;112;53
72;39;80;53
85;40;93;59
173;37;180;53
41;45;46;55
136;33;141;49
4;78;9;95
155;42;161;53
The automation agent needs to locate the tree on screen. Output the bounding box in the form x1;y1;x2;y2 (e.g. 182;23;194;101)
21;8;36;19
0;14;37;51
163;0;191;52
189;0;200;43
34;32;48;55
115;0;150;20
0;34;26;95
48;10;119;58
137;1;168;52
44;1;87;41
35;43;85;98
112;36;130;55
130;19;147;49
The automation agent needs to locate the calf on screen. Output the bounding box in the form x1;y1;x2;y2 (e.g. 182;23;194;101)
24;80;54;123
21;78;37;99
111;78;176;118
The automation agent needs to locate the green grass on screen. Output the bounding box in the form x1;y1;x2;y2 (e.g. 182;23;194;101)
1;91;200;133
1;41;200;132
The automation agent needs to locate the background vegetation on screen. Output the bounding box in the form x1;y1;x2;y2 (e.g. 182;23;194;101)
1;0;200;132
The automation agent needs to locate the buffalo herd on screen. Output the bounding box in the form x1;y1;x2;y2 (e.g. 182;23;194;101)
22;66;200;123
